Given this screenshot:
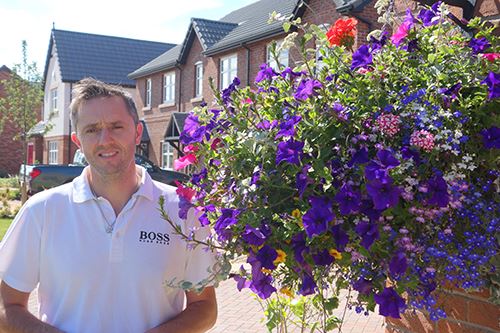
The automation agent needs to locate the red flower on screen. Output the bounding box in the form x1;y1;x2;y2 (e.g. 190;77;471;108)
326;17;358;48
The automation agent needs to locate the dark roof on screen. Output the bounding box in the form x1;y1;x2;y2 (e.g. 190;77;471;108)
164;112;189;140
128;44;182;79
0;65;11;73
27;120;49;136
206;0;301;55
128;0;302;78
332;0;373;14
44;29;175;87
140;120;150;142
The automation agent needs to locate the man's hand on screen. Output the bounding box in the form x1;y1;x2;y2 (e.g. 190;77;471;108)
145;286;217;333
0;281;64;333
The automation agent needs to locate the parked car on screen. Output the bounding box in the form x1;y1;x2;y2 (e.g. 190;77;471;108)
20;150;189;194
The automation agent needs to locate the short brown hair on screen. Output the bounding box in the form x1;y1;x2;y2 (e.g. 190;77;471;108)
69;78;139;131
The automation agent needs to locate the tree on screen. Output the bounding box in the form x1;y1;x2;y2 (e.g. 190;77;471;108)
0;41;45;203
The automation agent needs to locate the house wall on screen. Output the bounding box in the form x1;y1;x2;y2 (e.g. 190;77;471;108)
132;0;384;166
0;66;43;175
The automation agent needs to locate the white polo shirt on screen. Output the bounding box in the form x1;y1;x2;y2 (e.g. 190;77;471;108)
0;166;217;333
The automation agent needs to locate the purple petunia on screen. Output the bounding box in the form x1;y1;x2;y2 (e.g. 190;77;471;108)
481;71;500;99
298;273;317;296
355;221;379;249
255;63;278;83
348;147;369;167
351;44;373;70
353;278;373;295
296;164;311;198
256;119;278;130
242;224;268;246
214;208;240;241
276;115;302;139
389;252;408;276
480;126;500;149
256;245;278;269
294;79;322;101
418;1;441;26
469;37;492;55
369;31;388;52
180;114;208;145
366;179;400;210
439;82;462;109
335;183;362;215
374;287;406;318
426;175;450;207
281;67;305;79
302;196;335;238
312;249;334;266
250;270;277;299
291;232;309;264
276;139;304;165
331;224;349;251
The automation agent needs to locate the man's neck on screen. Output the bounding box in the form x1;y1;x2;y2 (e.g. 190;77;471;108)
88;167;141;215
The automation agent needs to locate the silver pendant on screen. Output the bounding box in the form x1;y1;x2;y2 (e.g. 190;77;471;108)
105;225;113;233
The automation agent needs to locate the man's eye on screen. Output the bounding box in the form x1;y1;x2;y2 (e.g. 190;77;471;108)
86;128;97;133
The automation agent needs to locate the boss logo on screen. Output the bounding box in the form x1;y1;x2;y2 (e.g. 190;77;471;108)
139;231;170;245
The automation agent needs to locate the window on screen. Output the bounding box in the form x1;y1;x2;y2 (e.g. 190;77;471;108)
48;141;58;164
267;40;289;70
145;78;152;107
163;72;175;104
50;88;58;113
161;142;174;170
195;62;203;97
220;54;238;89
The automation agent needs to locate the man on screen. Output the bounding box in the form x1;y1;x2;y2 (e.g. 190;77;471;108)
0;78;217;333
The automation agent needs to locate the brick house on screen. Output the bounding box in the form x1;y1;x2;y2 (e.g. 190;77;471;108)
39;29;175;164
0;65;42;176
128;0;386;169
128;0;497;170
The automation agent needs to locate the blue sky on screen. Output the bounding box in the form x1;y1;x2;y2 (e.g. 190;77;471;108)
0;0;256;74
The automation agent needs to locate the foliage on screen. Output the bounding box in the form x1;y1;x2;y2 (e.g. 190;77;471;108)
0;176;20;189
168;3;499;331
0;218;13;240
0;41;46;203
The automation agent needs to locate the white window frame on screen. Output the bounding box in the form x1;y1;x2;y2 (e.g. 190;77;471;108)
267;39;289;70
161;141;174;170
50;88;58;113
195;62;203;97
48;141;58;165
163;72;175;104
145;78;152;108
220;54;238;90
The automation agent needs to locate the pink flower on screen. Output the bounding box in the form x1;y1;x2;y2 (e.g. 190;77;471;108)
391;21;412;46
376;114;401;137
410;130;435;151
481;53;500;62
175;182;196;202
183;144;199;153
210;138;222;150
174;153;197;170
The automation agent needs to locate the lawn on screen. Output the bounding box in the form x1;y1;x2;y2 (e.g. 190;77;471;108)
0;218;13;240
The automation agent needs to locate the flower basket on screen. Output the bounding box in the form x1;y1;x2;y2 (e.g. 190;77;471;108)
166;2;499;331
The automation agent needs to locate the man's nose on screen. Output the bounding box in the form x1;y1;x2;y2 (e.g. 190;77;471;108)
98;128;113;143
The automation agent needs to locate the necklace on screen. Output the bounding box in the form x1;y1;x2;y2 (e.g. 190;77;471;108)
88;173;142;233
89;186;117;234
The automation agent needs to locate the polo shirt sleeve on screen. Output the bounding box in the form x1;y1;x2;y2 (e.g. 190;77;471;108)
182;208;218;289
0;201;42;293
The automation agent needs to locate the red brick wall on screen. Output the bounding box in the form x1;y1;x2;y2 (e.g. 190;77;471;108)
43;135;77;165
132;0;385;164
386;288;500;333
0;66;42;175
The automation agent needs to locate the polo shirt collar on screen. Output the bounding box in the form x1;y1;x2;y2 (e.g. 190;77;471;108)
72;166;154;203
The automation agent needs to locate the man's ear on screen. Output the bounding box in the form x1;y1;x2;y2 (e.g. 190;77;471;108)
71;132;81;148
135;122;143;145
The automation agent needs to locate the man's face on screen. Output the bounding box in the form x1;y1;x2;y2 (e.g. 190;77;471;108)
71;96;142;179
